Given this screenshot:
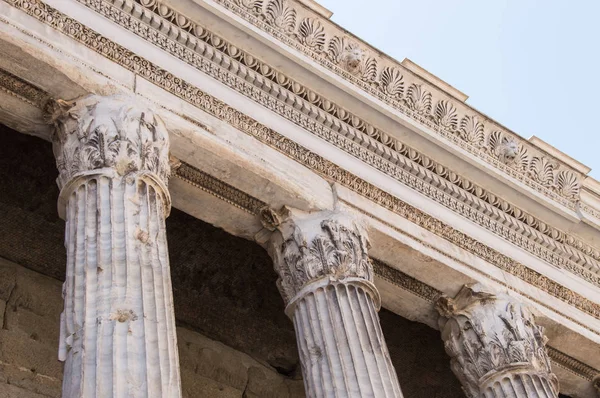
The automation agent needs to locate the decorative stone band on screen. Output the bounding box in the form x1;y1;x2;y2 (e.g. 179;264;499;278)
0;67;48;107
48;94;181;397
264;208;404;397
6;0;600;304
437;284;559;398
161;164;600;390
57;0;600;281
210;0;584;206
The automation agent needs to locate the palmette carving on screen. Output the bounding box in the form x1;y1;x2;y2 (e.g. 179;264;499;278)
437;284;559;398
17;0;600;321
264;209;373;304
47;94;170;190
54;0;600;281
207;0;584;204
265;0;296;31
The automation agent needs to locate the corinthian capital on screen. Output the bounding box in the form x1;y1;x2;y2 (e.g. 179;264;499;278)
46;94;170;189
437;284;559;398
263;208;374;306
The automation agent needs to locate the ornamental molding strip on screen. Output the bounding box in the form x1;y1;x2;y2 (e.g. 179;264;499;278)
208;0;585;208
0;67;49;107
0;64;596;385
174;168;600;389
5;0;600;328
51;0;600;286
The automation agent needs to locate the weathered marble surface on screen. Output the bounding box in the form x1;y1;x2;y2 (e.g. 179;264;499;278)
0;124;465;397
265;209;404;397
438;284;559;398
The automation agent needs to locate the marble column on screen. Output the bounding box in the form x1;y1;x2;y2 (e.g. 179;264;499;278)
47;94;181;397
436;284;559;398
262;208;404;398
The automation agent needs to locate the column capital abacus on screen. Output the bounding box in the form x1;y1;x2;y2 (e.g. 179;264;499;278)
437;283;559;398
263;207;376;309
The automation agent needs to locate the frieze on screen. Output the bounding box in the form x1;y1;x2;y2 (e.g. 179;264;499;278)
0;68;48;107
63;0;600;284
211;0;584;206
5;0;600;328
176;162;266;214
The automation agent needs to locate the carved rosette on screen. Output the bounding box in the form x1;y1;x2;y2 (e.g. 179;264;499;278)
47;94;170;192
265;209;403;397
437;284;559;398
265;208;374;307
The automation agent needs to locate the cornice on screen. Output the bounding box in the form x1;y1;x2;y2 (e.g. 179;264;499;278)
0;38;596;387
207;0;586;207
57;0;600;287
5;0;600;329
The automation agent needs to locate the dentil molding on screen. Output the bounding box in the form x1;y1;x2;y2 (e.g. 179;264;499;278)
51;0;600;288
3;0;600;332
212;0;585;207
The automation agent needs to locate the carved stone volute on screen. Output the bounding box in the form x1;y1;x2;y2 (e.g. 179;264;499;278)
264;208;374;307
46;94;171;190
437;284;559;398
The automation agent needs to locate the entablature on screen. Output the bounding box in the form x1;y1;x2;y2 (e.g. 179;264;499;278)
28;0;600;289
1;0;600;395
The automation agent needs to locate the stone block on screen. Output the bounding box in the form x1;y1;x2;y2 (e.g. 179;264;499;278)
4;306;60;346
180;369;242;398
0;258;17;301
0;383;50;398
177;327;248;390
0;299;5;328
11;266;62;317
245;366;292;398
0;362;61;397
0;330;63;380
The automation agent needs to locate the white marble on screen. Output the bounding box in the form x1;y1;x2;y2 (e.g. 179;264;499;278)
437;284;559;398
264;208;404;398
50;94;181;398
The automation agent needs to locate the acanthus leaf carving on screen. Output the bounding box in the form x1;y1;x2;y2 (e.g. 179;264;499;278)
47;94;171;189
264;208;372;304
437;284;559;398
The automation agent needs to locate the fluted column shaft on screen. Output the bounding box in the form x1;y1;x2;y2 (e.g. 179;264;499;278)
48;95;181;398
437;284;559;398
263;208;404;398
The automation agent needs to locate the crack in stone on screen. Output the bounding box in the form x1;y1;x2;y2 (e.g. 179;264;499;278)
2;281;16;330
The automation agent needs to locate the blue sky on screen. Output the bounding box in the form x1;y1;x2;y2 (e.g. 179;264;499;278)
318;0;600;178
